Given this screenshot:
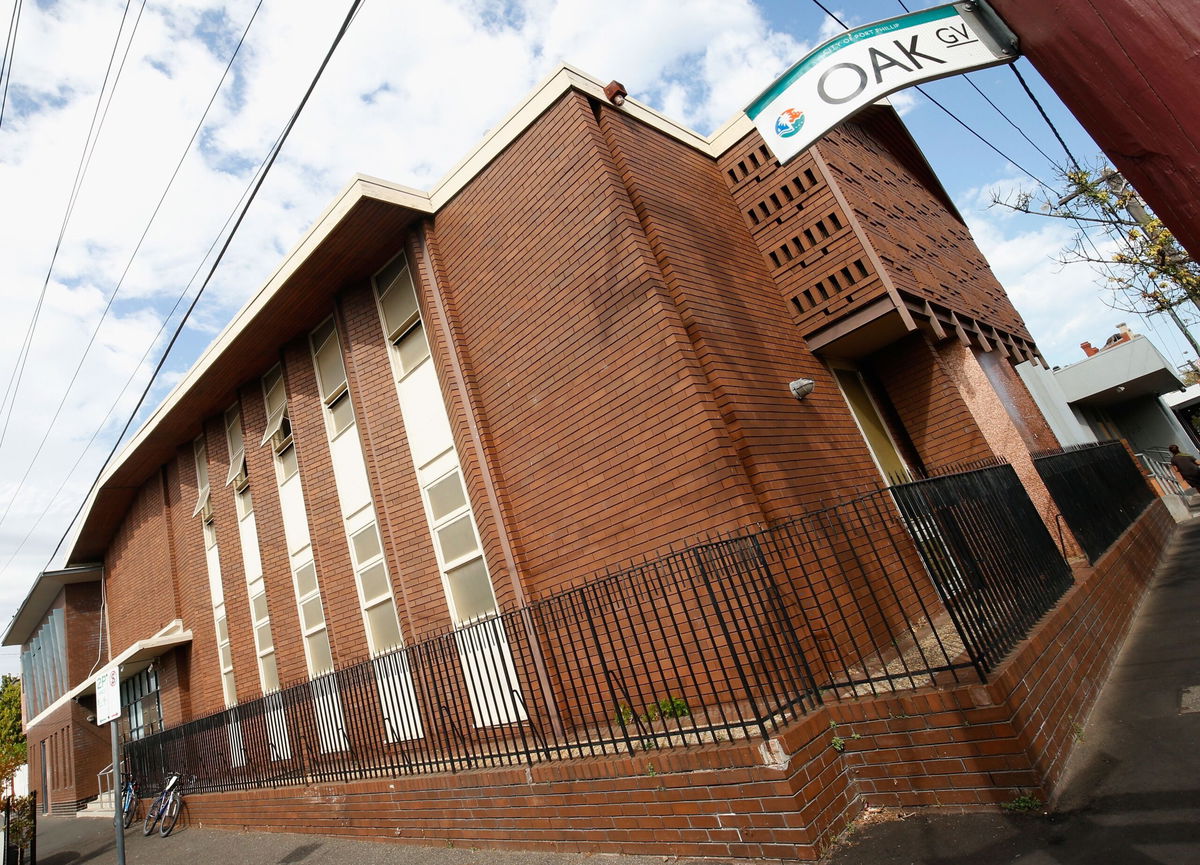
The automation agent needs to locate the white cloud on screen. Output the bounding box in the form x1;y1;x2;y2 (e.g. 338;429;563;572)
0;0;822;673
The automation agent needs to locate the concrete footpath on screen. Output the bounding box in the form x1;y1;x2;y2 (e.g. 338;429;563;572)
35;518;1200;865
824;515;1200;865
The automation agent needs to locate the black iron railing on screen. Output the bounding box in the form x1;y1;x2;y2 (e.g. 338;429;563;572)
126;463;1085;796
890;462;1074;675
1033;441;1156;563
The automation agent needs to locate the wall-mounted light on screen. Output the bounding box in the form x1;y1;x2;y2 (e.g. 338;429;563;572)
789;378;815;401
604;80;628;106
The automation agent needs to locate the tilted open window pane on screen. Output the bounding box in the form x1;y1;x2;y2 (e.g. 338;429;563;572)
378;262;419;340
447;557;496;624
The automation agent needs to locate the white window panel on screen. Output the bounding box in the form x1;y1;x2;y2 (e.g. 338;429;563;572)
328;429;372;518
396;361;454;474
278;473;311;555
454;618;526;728
227;712;246;768
373;654;422;742
192;438;212;518
206;541;224;608
237;508;263;583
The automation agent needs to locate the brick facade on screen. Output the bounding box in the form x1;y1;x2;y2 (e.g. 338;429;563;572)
15;73;1127;843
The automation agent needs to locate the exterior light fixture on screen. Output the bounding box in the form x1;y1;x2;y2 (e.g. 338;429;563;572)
789;378;815;401
604;80;628;106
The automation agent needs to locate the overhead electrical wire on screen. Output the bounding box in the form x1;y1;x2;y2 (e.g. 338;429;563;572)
0;0;142;452
0;124;285;581
0;0;22;132
0;0;266;533
44;0;368;568
806;0;1053;192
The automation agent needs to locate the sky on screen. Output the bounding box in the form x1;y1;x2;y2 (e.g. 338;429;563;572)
0;0;1196;676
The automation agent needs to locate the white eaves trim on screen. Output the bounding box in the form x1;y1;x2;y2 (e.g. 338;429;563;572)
24;619;192;730
64;65;761;565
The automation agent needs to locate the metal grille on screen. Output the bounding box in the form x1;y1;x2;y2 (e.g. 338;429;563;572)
1033;441;1156;563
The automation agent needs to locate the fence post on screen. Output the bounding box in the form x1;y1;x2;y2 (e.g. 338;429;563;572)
691;544;769;740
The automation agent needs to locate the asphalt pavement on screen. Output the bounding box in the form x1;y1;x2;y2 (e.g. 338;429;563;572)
35;517;1200;865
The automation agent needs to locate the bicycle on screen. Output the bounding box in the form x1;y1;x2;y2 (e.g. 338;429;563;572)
119;774;140;829
142;771;193;837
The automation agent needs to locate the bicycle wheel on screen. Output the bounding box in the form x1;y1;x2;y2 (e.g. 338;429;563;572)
159;791;181;837
121;786;137;829
142;796;161;836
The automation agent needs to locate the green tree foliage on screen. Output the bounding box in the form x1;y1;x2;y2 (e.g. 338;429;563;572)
0;676;26;785
995;160;1200;317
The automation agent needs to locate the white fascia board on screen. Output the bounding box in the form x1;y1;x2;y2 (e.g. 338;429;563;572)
24;621;192;731
65;65;757;566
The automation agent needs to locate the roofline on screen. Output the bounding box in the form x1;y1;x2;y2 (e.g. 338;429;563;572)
2;564;103;648
59;64;755;567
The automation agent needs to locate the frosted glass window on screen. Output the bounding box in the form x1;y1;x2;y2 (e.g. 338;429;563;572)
295;562;318;598
278;444;298;480
437;515;479;563
307;631;334;675
379;267;419;339
251;594;268;622
427;471;466;521
329;391;355;435
359;562;390;601
300;596;325;631
366;602;403;653
218;643;232;669
351;525;382;564
447;558;496;623
216;616;229;644
256;623;274;651
397;323;430;374
261;653;279;692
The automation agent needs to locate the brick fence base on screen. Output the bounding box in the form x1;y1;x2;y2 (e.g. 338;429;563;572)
178;501;1173;860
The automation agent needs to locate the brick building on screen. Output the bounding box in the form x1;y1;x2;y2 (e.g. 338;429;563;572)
2;66;1167;856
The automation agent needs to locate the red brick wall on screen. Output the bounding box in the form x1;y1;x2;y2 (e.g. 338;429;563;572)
817;113;1031;342
426;92;766;598
63;582;102;690
597;106;884;520
867;332;994;470
105;471;178;654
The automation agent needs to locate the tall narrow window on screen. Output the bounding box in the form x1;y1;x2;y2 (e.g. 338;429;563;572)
261;364;341;754
196;436;236;707
374;255;498;625
374;252;521;730
260;365;334;678
308;318;404;656
225;406;280;694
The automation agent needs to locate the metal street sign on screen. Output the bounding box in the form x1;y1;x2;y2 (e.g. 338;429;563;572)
95;662;120;725
746;1;1018;164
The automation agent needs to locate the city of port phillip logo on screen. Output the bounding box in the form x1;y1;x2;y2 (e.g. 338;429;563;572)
745;2;1018;165
774;108;805;139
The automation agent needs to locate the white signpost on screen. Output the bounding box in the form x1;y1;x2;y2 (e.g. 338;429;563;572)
95;662;126;864
746;1;1019;165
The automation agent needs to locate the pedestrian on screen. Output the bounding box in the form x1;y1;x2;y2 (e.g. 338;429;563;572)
1168;444;1200;492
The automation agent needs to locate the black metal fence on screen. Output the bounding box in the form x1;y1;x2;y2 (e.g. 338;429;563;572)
126;462;1081;796
1033;441;1156;563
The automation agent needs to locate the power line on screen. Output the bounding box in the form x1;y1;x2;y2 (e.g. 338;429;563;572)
0;124;283;581
0;0;265;534
0;0;141;451
0;0;22;132
45;0;368;569
1009;64;1082;171
806;1;1053;192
